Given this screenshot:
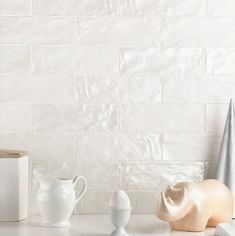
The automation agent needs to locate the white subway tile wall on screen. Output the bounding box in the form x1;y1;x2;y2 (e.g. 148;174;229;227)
0;0;229;214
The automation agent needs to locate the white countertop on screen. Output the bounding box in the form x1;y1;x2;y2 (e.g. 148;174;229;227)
0;214;218;236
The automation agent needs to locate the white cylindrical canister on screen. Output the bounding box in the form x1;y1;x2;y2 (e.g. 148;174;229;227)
0;150;29;221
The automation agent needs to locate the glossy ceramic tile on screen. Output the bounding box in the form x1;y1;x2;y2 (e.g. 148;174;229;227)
0;0;232;215
32;104;118;132
0;104;32;133
120;162;204;190
120;104;205;132
0;74;74;103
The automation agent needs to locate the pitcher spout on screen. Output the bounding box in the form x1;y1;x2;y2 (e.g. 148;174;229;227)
38;174;74;186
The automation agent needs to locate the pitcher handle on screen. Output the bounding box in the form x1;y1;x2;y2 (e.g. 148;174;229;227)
73;176;87;205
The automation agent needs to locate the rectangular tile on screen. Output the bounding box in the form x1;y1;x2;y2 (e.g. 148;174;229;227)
32;104;118;132
76;76;162;104
32;46;75;73
77;17;161;45
77;160;119;190
163;18;235;47
76;76;119;104
207;48;235;76
0;46;30;73
76;133;110;160
0;74;74;103
32;46;118;75
32;160;119;190
0;133;75;161
110;133;161;161
163;133;221;162
163;76;235;103
120;162;204;190
0;104;32;133
0;17;74;44
121;0;205;16
126;191;160;213
76;133;161;161
118;76;162;103
32;0;118;16
75;190;112;214
120;104;205;132
0;0;30;15
207;0;235;17
206;104;228;132
75;47;119;75
120;48;204;76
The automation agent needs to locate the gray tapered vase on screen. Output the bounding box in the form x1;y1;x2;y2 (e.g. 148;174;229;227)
216;99;235;218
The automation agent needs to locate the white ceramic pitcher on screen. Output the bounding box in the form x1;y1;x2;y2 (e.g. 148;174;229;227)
36;175;87;227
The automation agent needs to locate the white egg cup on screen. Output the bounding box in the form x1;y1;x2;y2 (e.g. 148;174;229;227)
110;207;131;236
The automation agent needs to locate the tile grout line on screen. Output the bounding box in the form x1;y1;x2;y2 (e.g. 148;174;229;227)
74;132;77;162
118;160;122;190
118;47;121;133
29;45;33;74
204;48;207;76
161;75;164;104
29;0;33;16
205;0;208;17
205;104;207;133
30;104;33;133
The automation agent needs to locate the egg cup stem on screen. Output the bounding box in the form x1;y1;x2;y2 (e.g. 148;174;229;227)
111;227;129;236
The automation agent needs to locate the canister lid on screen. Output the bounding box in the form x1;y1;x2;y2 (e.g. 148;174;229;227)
0;150;28;158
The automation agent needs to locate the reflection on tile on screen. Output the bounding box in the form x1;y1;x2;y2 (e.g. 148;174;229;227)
0;104;32;133
0;74;74;103
33;104;118;132
0;46;30;73
0;133;75;161
120;162;204;190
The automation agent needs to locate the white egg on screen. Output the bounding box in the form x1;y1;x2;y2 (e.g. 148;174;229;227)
109;190;131;209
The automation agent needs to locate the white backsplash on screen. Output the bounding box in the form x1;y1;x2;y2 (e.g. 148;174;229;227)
0;0;231;214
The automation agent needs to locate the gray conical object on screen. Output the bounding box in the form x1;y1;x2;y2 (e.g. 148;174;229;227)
216;99;235;218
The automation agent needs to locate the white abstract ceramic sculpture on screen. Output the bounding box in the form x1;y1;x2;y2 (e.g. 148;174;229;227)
109;191;131;236
216;99;235;218
156;179;233;232
37;175;87;227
